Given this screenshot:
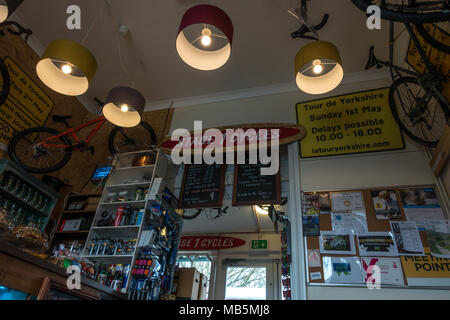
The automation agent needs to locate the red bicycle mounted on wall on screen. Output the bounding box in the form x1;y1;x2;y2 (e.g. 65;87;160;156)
8;114;157;174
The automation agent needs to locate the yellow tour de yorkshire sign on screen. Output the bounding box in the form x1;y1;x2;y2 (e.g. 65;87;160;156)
296;88;404;158
0;56;54;150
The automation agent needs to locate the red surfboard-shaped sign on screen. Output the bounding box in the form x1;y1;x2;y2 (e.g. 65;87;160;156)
178;236;246;251
160;123;306;154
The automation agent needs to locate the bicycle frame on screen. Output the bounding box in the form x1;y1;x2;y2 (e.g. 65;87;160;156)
41;116;107;149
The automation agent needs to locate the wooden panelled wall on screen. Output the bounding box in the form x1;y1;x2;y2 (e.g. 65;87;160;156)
0;27;173;193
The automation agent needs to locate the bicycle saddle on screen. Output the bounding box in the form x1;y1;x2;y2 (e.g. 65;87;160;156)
52;115;72;123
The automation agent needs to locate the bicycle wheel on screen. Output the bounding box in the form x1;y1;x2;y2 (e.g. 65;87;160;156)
352;0;450;23
415;22;450;54
8;127;72;173
0;57;10;106
108;121;157;155
181;209;202;220
389;76;449;147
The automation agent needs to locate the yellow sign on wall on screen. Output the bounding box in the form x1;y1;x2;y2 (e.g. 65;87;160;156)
401;248;450;279
296;88;405;158
0;56;54;149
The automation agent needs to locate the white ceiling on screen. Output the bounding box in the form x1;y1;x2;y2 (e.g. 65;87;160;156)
15;0;391;111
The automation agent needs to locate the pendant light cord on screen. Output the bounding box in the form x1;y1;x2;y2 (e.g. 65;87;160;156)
80;4;105;46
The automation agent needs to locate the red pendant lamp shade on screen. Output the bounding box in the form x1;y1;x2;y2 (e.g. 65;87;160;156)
176;4;234;71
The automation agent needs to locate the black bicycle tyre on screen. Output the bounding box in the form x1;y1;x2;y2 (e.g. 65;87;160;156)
415;23;450;54
0;57;10;107
181;209;202;220
389;77;449;147
8;127;72;174
108;121;157;155
352;0;450;23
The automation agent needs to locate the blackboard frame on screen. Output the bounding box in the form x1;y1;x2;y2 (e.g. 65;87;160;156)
178;164;227;209
232;164;282;206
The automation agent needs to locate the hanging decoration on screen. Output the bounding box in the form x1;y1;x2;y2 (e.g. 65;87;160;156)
176;4;233;71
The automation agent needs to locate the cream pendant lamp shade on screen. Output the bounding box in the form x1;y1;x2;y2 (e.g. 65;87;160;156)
295;41;344;95
0;0;23;23
0;3;8;23
176;4;234;71
36;40;97;96
103;87;145;128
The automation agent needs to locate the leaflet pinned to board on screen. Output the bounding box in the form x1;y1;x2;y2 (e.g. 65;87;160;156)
390;221;425;256
356;232;398;256
361;257;405;286
319;231;356;255
425;220;450;259
331;211;368;234
323;256;364;284
330;191;365;212
399;187;445;231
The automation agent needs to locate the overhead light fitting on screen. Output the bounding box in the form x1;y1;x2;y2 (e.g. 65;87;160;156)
295;41;344;95
0;0;24;23
176;4;234;71
103;87;145;128
36;39;97;96
254;205;269;215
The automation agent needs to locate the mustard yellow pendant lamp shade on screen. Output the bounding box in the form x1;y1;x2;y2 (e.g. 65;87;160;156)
36;40;97;96
295;41;344;95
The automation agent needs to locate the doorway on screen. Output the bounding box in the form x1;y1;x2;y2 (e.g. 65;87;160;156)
223;261;277;300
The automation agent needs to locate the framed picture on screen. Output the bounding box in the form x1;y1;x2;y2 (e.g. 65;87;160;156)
37;278;97;300
319;231;356;255
62;220;82;232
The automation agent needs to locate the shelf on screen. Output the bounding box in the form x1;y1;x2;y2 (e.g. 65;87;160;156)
54;231;90;238
99;200;147;206
63;210;97;214
105;181;152;188
90;225;141;237
83;254;135;264
113;165;155;171
0;186;50;217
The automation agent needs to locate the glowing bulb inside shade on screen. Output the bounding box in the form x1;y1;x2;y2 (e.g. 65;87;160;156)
120;104;129;112
312;59;323;74
201;28;212;47
61;64;72;75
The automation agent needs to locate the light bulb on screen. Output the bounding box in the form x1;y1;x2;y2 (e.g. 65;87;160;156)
120;104;129;112
61;64;72;75
201;28;212;47
201;35;211;46
312;59;323;74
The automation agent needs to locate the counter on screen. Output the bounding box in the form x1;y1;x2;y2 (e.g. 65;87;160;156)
0;241;127;300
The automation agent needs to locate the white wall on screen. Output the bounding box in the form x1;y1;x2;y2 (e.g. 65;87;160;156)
169;76;450;300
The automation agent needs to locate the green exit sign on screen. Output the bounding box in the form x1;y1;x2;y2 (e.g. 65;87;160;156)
251;240;268;250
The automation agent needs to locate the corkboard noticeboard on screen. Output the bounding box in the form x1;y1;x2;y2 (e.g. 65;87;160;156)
304;187;443;287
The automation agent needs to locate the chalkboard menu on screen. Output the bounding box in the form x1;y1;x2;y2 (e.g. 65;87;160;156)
232;164;281;206
179;164;226;209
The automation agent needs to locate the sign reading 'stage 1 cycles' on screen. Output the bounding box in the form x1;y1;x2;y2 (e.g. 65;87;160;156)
296;88;404;158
